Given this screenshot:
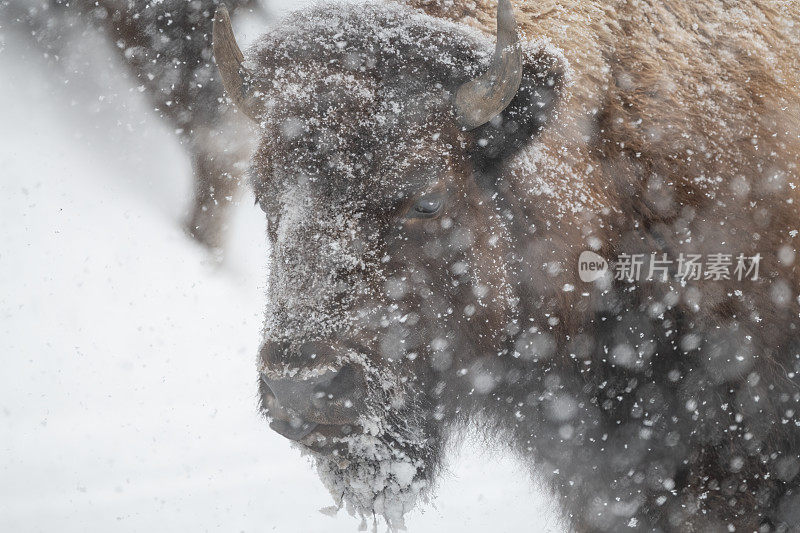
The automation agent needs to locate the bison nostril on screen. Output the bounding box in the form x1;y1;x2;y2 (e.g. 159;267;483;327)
310;364;362;410
269;417;319;441
260;358;365;432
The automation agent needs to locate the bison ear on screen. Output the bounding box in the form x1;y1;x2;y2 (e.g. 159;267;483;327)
467;51;564;167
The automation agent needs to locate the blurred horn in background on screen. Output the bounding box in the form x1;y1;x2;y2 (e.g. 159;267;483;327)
213;5;264;122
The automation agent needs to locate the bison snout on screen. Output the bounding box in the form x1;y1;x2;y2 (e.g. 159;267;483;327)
259;341;367;444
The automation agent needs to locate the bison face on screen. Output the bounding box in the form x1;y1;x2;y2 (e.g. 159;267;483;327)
253;135;516;523
213;0;563;524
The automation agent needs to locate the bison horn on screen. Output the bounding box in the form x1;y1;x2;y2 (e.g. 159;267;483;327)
213;6;262;121
454;0;523;130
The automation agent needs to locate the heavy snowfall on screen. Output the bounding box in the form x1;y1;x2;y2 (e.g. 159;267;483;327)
3;0;800;531
0;0;561;531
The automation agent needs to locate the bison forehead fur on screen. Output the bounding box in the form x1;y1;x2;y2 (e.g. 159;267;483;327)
223;0;800;531
249;4;542;339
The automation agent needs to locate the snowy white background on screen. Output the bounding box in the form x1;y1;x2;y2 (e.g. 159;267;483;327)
0;1;562;530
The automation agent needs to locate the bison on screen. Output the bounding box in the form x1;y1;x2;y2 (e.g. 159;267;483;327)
2;0;264;250
213;0;800;530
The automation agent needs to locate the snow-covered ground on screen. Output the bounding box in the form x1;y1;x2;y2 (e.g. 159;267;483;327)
0;2;562;531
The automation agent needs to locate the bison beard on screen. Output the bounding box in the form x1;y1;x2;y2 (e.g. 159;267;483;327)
309;355;440;528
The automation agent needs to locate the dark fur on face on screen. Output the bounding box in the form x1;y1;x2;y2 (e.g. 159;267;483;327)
243;1;800;531
245;2;565;524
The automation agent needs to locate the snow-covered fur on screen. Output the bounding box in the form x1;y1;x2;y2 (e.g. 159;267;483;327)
243;1;800;531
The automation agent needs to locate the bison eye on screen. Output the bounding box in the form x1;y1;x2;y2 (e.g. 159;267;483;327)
407;193;444;219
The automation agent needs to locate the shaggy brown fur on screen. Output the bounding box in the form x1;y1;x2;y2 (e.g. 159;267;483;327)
219;1;800;531
396;1;800;530
406;0;800;329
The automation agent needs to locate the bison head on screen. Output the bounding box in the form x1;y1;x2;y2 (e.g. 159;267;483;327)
214;0;564;525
